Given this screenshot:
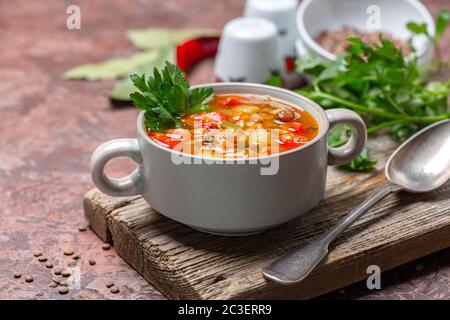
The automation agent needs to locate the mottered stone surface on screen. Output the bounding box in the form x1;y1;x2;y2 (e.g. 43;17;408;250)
0;0;449;300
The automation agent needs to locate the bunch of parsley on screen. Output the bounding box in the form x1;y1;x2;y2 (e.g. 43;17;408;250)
328;125;377;171
297;38;450;142
292;13;450;172
129;62;213;132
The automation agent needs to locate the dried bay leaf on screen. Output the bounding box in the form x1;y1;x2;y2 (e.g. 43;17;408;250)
64;50;160;80
110;46;175;101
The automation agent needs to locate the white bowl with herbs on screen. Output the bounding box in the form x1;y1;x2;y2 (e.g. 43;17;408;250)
295;0;435;67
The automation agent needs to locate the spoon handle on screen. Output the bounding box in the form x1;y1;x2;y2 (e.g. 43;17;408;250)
263;183;402;285
324;183;402;244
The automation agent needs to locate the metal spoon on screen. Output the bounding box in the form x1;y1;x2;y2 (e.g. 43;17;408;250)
263;119;450;285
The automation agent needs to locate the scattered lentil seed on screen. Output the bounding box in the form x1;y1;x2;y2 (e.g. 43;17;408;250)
38;256;48;262
61;270;71;277
52;276;61;284
45;262;53;269
110;286;120;294
54;268;63;275
78;225;87;232
58;286;69;295
60;280;68;286
102;243;111;250
49;282;58;288
88;258;96;266
72;254;80;260
63;245;75;256
13;271;22;278
33;250;43;257
35;292;44;297
25;275;33;283
105;281;114;288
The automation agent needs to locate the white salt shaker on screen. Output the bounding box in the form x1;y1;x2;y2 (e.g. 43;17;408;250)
244;0;299;73
214;17;279;83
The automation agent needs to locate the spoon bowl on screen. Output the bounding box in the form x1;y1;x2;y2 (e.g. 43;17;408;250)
386;120;450;192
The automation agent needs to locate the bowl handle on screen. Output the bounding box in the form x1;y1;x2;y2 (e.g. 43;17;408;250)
325;109;367;166
90;138;143;196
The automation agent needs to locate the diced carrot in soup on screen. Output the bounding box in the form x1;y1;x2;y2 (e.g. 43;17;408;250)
147;94;319;157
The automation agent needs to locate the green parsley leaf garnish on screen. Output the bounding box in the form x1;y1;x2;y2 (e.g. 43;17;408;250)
129;62;213;132
328;126;378;171
339;148;377;172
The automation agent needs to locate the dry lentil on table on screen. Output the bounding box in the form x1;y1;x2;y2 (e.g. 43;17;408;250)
33;251;42;257
52;276;61;284
63;246;74;256
110;286;120;294
58;286;69;294
61;270;71;277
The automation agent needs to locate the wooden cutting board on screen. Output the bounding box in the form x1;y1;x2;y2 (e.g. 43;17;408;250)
83;136;450;299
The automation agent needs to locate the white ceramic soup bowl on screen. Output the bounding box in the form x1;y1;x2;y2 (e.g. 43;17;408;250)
90;83;366;236
296;0;435;67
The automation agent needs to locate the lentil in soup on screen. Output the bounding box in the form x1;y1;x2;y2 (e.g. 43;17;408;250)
147;94;319;158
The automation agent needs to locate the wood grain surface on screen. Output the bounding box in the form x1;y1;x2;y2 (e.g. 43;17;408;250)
84;136;450;299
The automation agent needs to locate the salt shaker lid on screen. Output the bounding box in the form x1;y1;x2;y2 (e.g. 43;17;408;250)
245;0;298;15
223;16;278;41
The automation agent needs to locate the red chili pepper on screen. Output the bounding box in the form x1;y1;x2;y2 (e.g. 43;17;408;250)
176;37;220;73
285;56;296;72
288;122;306;134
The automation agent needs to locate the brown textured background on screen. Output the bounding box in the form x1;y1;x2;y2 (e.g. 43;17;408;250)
0;0;448;300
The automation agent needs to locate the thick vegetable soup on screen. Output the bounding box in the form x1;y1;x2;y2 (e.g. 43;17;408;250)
147;94;319;157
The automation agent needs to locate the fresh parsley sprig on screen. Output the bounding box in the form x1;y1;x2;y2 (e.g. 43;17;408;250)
129;62;213;132
407;9;450;66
